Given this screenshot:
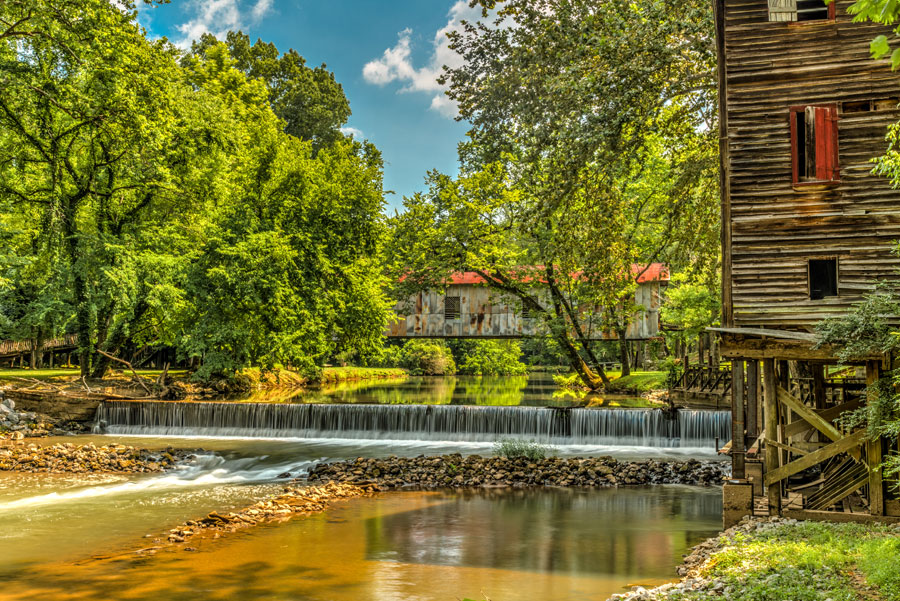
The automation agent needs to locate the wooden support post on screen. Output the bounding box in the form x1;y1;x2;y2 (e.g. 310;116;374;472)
747;360;759;441
764;358;782;516
732;360;746;479
812;364;827;411
866;360;884;516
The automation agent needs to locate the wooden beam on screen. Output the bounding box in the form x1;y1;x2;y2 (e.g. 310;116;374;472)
783;398;863;439
867;360;884;517
765;438;809;456
763;358;781;515
765;429;867;486
776;386;842;442
782;510;900;524
732;360;746;478
747;360;760;440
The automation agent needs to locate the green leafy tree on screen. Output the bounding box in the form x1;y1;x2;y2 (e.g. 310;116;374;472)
186;31;352;149
390;0;718;390
659;274;722;348
400;340;457;376
452;340;528;376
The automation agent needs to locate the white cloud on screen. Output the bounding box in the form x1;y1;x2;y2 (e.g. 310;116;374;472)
340;126;365;138
362;1;486;118
173;0;275;50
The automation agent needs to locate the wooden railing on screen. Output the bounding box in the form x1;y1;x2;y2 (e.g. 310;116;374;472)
0;334;79;357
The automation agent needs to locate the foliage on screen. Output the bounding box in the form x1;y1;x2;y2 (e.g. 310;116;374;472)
450;340;528;376
669;521;900;601
815;286;900;489
389;0;719;390
185;31;352;149
0;2;392;380
400;340;457;376
660;274;721;347
492;438;554;461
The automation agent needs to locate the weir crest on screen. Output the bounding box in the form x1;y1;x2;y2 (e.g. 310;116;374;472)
94;402;731;448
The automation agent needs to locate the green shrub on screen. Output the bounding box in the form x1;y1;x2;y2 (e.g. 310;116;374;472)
492;438;554;460
400;340;456;375
457;340;528;376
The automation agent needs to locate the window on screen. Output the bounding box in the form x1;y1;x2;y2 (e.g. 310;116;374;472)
809;259;838;300
768;0;834;22
444;296;461;320
841;98;900;113
791;104;839;184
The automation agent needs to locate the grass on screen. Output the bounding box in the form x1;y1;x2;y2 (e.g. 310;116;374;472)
320;366;407;384
0;367;185;381
671;521;900;601
605;370;667;393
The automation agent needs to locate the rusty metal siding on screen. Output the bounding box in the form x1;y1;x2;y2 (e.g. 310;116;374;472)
388;282;662;340
723;0;900;328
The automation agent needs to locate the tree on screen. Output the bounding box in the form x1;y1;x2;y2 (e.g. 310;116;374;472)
186;31;352;149
659;274;721;349
0;0;221;376
453;340;528;376
390;0;719;390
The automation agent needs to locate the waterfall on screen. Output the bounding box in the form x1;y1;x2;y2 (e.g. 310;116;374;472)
94;402;731;448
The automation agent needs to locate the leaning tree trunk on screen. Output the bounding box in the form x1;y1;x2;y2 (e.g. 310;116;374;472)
617;327;631;377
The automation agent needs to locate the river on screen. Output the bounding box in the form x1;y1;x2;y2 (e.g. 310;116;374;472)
0;374;728;600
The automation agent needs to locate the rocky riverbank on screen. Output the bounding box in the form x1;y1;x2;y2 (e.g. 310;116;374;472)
0;441;188;473
157;481;375;549
0;395;81;438
307;454;728;489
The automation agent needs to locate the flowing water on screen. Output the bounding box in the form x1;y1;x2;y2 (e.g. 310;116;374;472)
0;375;729;600
0;450;722;601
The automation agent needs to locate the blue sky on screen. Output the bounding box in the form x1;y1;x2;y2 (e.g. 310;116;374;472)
138;0;479;210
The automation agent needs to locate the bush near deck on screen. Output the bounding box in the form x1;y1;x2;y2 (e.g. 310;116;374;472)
671;521;900;601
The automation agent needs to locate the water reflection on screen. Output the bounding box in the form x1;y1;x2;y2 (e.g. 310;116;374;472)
243;373;654;408
365;487;720;577
0;487;722;601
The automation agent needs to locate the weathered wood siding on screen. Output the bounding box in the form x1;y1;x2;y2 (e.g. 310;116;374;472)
723;0;900;328
387;282;664;340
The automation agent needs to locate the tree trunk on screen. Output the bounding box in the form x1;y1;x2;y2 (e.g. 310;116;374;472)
555;331;605;390
617;327;631;377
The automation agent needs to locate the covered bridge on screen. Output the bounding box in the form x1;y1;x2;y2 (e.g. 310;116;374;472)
386;264;670;340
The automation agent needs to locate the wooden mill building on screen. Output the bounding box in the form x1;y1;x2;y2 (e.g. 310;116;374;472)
716;0;900;523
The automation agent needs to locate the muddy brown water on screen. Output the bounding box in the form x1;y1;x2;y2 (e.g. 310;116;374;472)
0;445;721;601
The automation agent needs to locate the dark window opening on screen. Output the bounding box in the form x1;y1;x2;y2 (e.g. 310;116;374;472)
769;0;834;22
809;259;838;300
841;98;900;113
791;104;839;184
444;296;461;320
842;100;872;114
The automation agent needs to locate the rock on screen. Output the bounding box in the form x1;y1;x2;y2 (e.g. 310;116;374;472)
1;399;14;410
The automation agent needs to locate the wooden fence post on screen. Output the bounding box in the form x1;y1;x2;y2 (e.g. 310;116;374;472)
732;360;746;478
764;358;781;516
747;360;759;440
866;360;884;516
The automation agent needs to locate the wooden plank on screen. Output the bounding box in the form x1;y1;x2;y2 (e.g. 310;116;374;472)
764;358;782;515
708;327;818;342
732;360;746;478
765;438;809;456
765;429;867;486
777;386;842;442
866;360;885;516
783;398;863;438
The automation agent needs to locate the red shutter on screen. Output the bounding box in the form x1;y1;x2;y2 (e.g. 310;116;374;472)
814;106;839;181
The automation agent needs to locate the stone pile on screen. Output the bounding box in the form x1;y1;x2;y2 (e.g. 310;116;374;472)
0;396;53;438
163;481;375;545
307;454;728;489
0;441;185;473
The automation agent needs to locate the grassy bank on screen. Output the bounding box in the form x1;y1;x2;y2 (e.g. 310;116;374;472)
320;367;407;384
667;520;900;601
606;370;667;393
0;368;183;381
